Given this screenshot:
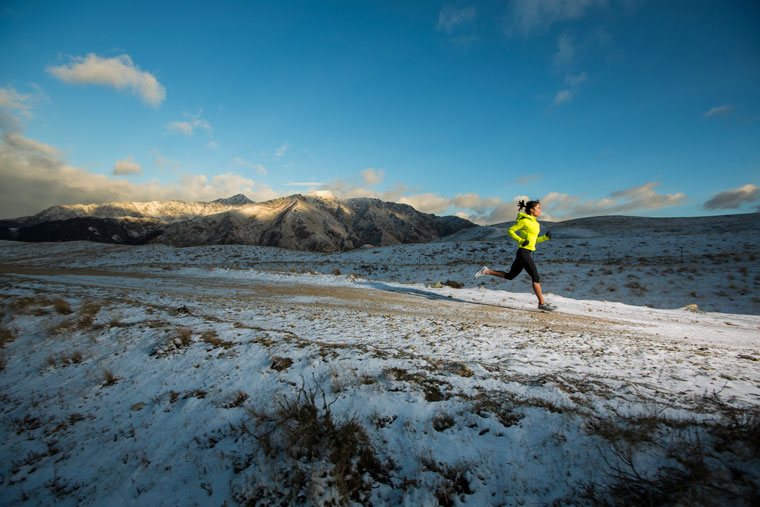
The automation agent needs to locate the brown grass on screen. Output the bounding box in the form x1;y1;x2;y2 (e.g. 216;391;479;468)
240;383;393;504
52;298;73;315
223;390;249;409
101;367;119;386
176;328;193;347
201;330;235;349
587;396;760;506
10;296;53;315
270;356;294;371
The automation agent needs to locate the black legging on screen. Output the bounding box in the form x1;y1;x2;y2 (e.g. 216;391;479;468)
493;248;540;283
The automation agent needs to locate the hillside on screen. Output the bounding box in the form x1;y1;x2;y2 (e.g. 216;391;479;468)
0;240;758;505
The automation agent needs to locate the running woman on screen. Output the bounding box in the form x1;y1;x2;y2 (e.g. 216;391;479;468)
474;199;556;311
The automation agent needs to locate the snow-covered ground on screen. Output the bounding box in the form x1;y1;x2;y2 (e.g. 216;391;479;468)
1;231;759;505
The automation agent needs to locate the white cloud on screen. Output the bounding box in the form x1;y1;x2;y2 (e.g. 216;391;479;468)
553;32;576;67
287;181;323;187
506;0;608;36
0;84;49;134
233;157;267;175
0;132;277;219
166;121;193;135
437;4;477;47
361;168;385;186
553;89;573;104
275;143;289;158
154;153;182;171
47;54;166;108
542;182;687;219
0;86;33;115
383;182;687;225
166;111;212;136
565;72;587;86
398;193;453;215
703;184;759;210
703;105;735;118
113;156;142;175
437;5;476;35
207;141;219;149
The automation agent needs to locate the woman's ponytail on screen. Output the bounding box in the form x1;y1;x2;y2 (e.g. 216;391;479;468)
517;199;540;213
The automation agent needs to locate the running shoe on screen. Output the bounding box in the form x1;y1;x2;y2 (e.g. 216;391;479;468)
474;266;488;279
538;302;557;312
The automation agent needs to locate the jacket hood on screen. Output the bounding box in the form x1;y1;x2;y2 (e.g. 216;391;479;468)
516;212;536;221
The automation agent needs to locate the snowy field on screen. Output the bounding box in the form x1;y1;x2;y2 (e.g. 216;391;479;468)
1;218;759;506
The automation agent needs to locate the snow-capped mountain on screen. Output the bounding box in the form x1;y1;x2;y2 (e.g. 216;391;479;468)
153;193;475;251
0;193;475;251
20;195;253;225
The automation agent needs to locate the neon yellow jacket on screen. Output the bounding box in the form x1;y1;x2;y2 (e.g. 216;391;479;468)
508;212;549;251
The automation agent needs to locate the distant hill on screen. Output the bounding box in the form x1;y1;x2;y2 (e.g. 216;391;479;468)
0;193;475;252
438;212;760;242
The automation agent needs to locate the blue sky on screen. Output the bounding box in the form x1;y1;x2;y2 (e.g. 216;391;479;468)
1;0;758;223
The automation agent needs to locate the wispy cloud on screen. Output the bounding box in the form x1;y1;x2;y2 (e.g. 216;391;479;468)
361;168;385;186
113;156;142;175
0;84;49;133
703;184;758;210
551;30;594;106
47;54;166;108
233;157;267;175
437;5;477;47
565;72;587;87
553;89;573;105
505;0;608;36
0;86;34;116
703;105;735;118
275;142;290;159
542;182;687;220
437;5;476;34
553;32;576;67
166;110;212;136
287;181;322;187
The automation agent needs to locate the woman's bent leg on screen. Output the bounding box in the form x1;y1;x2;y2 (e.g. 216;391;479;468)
532;281;546;306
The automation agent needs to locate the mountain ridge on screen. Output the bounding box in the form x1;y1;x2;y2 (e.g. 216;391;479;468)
0;193;476;252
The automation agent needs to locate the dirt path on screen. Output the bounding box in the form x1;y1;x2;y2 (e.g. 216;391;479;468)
0;263;634;336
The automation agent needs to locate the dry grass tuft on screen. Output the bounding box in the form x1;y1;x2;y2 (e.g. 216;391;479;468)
201;330;235;349
176;328;193;347
101;367;119;387
588;396;760;505
11;296;53;315
223;390;249;409
420;455;474;505
432;413;456;432
77;300;102;330
151;327;195;358
52;298;73;315
239;382;393;504
47;350;85;368
0;325;18;370
270;356;294;372
383;367;450;402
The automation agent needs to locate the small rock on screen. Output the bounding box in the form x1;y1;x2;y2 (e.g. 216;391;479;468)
683;304;700;313
131;402;145;411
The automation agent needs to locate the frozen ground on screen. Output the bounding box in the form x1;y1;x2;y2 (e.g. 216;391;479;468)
0;230;759;505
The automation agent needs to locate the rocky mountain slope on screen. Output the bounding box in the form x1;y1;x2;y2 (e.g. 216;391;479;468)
0;193;475;252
